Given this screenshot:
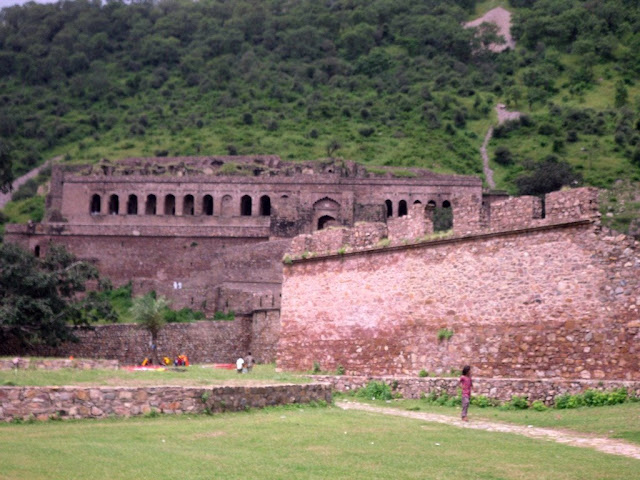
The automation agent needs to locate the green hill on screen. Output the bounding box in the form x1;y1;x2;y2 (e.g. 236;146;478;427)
0;0;639;232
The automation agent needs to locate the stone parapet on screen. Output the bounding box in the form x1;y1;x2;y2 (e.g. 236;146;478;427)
0;357;119;371
313;375;640;405
0;383;332;422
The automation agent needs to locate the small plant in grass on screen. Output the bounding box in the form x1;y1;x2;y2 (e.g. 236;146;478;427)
437;328;454;342
336;365;345;375
312;361;321;374
356;380;392;401
418;369;428;378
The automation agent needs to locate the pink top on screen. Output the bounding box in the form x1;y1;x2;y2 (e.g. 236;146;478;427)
459;375;473;397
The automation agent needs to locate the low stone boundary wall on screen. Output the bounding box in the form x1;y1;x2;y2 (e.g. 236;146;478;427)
0;383;331;422
313;375;640;405
0;357;119;371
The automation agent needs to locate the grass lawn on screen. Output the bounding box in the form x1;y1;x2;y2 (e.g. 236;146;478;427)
351;396;640;445
0;363;308;387
1;404;638;480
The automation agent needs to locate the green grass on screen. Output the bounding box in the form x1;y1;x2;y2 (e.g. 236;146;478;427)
0;363;308;387
354;397;640;445
0;405;638;480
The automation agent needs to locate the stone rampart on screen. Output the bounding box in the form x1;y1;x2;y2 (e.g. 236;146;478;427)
0;357;119;371
0;383;332;422
312;375;640;405
278;220;640;380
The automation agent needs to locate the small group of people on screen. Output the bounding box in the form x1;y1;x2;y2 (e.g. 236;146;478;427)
141;354;189;367
236;352;255;373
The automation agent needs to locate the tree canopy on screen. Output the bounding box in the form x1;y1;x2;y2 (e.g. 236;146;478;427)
0;242;115;347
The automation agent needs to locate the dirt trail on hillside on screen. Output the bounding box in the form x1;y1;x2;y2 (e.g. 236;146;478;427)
0;158;58;210
465;7;516;52
336;401;640;460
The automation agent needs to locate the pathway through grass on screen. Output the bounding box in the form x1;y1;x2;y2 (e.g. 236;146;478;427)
336;400;640;460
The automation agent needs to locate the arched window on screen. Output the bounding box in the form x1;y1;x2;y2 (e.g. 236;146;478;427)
260;195;271;216
427;200;437;208
398;200;408;217
108;194;119;215
183;195;194;215
434;200;453;232
202;195;213;216
127;195;138;215
318;215;336;230
165;195;176;215
146;194;157;215
385;199;392;218
34;245;40;257
241;195;252;216
413;200;422;205
90;194;101;215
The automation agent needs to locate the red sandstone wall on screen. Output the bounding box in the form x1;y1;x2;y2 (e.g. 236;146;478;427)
277;223;640;380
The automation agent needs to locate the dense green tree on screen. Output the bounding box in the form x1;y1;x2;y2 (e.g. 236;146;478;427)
0;243;115;347
0;139;13;193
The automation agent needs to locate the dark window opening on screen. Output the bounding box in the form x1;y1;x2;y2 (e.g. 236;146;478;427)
127;195;138;215
108;194;119;215
398;200;408;217
260;195;271;216
203;195;213;216
241;195;252;216
183;195;195;215
165;195;176;215
434;202;453;232
90;194;101;215
385;199;392;218
34;245;40;257
318;215;336;230
146;195;157;215
427;200;436;208
413;200;422;205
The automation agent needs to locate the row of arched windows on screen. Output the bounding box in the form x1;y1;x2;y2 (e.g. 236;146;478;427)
385;199;451;218
90;193;272;217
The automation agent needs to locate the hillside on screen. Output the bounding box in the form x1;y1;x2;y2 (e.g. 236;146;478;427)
0;0;639;233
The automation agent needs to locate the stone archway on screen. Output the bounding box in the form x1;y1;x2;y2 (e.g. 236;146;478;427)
313;197;340;231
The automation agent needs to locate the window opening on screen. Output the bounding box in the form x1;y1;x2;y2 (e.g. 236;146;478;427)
398;200;408;217
241;195;252;216
90;194;101;215
108;194;119;215
146;194;157;215
260;195;271;216
127;195;138;215
183;195;195;215
203;195;214;215
385;199;392;218
165;194;176;215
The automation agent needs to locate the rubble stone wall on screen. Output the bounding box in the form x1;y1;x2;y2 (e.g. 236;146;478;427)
278;219;640;380
313;375;640;405
0;383;332;421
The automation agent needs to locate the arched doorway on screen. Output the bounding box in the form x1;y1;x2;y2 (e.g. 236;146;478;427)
313;197;341;231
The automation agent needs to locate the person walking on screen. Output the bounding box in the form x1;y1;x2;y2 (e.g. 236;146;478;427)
459;365;473;422
236;356;245;373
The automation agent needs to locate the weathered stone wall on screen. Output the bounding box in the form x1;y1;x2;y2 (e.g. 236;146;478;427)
278;220;640;380
0;357;119;371
0;383;332;421
312;375;640;405
0;320;254;366
250;309;281;363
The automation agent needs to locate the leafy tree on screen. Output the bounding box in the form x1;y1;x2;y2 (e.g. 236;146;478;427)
0;139;13;193
131;293;169;364
0;243;115;347
515;155;582;196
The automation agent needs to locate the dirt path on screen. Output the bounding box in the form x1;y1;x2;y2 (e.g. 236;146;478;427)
336;400;640;461
465;7;515;52
0;159;57;210
481;126;496;189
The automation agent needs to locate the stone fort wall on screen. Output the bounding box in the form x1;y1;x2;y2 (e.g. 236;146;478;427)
277;188;640;381
0;315;281;366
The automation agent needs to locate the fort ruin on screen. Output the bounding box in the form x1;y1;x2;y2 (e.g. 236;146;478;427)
3;157;639;382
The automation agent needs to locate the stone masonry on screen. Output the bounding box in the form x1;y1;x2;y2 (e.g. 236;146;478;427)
278;187;640;381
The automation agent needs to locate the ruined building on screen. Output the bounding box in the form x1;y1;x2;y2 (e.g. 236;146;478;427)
4;155;481;318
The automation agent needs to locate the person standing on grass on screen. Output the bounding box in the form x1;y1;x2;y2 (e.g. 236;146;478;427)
236;356;245;374
459;365;473;422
